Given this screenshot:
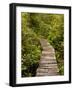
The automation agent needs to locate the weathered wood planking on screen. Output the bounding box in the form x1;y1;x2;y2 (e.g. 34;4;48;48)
36;39;59;76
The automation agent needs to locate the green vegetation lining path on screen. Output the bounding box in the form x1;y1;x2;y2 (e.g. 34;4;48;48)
36;39;59;76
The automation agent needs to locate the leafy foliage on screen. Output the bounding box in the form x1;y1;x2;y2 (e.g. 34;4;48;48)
21;12;64;77
21;13;42;77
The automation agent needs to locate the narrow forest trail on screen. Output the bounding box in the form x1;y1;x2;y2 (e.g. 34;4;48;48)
36;39;59;76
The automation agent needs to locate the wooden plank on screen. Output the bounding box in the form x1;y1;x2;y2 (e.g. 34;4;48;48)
37;68;48;73
39;63;58;66
39;60;57;64
41;56;56;59
42;53;55;57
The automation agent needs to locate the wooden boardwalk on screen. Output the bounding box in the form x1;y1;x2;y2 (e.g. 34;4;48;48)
36;39;59;76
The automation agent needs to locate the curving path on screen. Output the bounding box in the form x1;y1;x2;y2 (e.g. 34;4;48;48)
36;39;59;76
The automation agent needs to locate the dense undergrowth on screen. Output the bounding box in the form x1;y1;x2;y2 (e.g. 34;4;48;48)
21;13;64;77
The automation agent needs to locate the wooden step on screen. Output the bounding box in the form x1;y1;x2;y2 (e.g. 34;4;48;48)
42;47;54;52
36;72;59;76
42;51;55;54
36;68;59;73
39;63;58;68
36;68;48;73
48;68;59;72
41;56;56;59
36;72;49;76
38;66;59;70
39;60;57;64
47;72;59;76
42;52;55;57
